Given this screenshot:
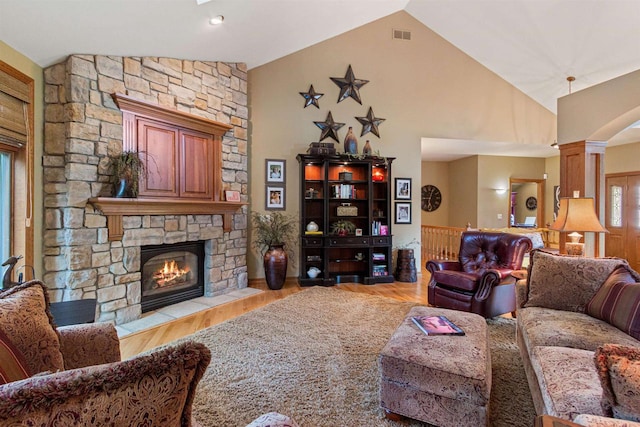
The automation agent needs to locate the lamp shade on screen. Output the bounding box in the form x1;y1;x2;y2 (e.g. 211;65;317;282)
550;197;608;233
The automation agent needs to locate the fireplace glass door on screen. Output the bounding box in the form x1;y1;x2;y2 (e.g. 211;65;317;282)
140;242;204;312
143;250;197;295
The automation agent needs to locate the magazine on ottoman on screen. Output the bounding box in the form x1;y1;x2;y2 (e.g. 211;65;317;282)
411;315;465;336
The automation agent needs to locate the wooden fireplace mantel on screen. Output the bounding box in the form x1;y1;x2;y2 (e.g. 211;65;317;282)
92;94;246;241
89;197;246;241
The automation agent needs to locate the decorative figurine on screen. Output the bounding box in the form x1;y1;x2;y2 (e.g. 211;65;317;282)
2;255;22;289
314;111;345;143
330;65;369;105
307;267;321;279
362;140;372;155
343;127;358;154
299;84;323;109
356;107;385;138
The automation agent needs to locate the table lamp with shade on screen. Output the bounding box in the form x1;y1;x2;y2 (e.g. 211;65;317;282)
550;196;608;256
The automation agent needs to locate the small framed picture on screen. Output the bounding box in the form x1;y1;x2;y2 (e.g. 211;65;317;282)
266;159;285;183
395;177;411;200
395;202;412;224
266;186;285;210
225;190;241;202
355;228;363;236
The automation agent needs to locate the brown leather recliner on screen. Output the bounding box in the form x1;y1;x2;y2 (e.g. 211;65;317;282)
425;231;532;318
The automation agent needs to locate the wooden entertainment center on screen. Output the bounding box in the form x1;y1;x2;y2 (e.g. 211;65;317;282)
297;154;395;286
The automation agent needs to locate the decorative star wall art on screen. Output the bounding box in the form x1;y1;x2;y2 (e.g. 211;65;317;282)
299;84;323;109
314;111;345;143
330;65;369;105
355;107;385;138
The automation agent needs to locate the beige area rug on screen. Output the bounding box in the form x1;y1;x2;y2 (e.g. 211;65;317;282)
169;287;535;426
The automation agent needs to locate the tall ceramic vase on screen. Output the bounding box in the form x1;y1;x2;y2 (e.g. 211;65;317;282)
343;127;358;154
263;244;288;290
362;140;372;156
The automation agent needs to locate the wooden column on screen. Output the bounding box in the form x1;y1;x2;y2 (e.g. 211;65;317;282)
558;141;607;256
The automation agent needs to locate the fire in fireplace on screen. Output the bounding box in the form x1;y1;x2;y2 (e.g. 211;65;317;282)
140;241;205;312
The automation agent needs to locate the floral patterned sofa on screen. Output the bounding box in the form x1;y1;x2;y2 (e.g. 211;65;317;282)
516;251;640;426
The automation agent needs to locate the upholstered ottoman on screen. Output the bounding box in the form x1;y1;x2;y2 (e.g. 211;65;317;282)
379;307;491;427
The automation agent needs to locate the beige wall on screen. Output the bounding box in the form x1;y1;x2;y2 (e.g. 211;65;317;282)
249;11;556;278
420;162;449;226
558;69;640;144
423;155;557;230
605;141;640;174
477;156;546;228
0;41;44;278
545;156;561;224
448;156;478;228
421;141;639;233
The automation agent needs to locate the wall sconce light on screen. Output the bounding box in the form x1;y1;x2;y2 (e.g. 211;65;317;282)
495;188;507;195
209;15;225;25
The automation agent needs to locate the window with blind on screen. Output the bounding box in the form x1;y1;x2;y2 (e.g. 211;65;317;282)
0;61;34;277
0;150;10;263
0;67;30;148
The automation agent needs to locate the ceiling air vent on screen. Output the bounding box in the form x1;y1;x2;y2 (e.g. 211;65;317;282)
392;29;411;41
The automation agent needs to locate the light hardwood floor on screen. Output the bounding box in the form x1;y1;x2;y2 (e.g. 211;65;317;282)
119;275;429;359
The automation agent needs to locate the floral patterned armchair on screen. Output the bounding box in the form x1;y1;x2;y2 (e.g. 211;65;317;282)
0;281;211;426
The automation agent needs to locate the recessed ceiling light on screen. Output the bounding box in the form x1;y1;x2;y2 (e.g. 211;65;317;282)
209;15;224;25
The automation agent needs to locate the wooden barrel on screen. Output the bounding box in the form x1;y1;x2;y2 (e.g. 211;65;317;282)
395;249;417;283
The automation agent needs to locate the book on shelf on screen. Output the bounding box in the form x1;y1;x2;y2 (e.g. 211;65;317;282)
372;265;388;276
411;315;465;336
331;184;356;199
304;231;323;235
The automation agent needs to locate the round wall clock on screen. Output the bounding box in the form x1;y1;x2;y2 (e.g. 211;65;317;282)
421;185;442;212
526;196;537;210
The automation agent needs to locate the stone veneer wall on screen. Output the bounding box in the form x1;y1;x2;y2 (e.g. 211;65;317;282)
42;55;248;325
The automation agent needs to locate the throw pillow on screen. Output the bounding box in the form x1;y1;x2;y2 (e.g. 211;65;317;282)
0;329;30;384
586;264;640;340
522;232;545;250
595;344;640;421
524;250;629;312
0;281;64;375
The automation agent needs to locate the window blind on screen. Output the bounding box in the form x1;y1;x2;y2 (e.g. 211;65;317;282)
0;70;30;148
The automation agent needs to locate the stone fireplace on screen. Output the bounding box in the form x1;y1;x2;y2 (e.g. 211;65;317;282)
42;55;248;325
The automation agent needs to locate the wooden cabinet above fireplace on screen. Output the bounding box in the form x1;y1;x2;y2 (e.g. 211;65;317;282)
89;94;244;241
114;93;231;202
137;118;216;199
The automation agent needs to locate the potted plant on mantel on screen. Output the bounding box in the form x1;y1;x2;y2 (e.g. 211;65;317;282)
111;151;144;198
251;212;297;290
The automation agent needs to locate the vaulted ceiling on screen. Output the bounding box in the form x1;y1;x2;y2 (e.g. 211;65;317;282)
2;0;639;159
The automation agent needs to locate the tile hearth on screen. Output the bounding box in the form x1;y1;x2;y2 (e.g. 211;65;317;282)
115;287;262;337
